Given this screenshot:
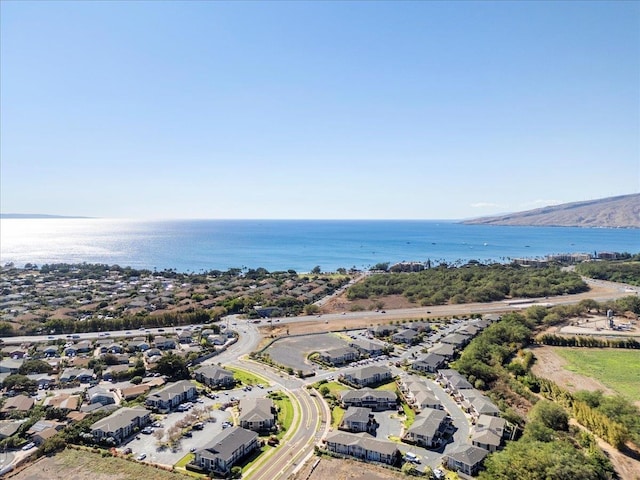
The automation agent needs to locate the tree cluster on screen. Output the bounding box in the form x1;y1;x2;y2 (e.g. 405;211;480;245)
536;334;640;349
576;258;640;286
453;312;534;388
347;264;588;305
532;376;634;450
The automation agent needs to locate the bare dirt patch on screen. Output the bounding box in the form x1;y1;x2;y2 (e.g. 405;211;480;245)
7;449;187;480
321;293;416;314
292;456;406;480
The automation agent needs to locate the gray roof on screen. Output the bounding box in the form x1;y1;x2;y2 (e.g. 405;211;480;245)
413;353;445;369
325;430;398;456
476;414;506;433
147;380;196;402
342;406;372;424
239;398;274;423
90;407;150;433
406;408;447;438
321;346;358;358
197;426;258;461
447;444;488;466
440;333;469;346
471;428;501;447
428;343;456;357
347;365;391;380
341;388;396;402
350;339;385;352
195;365;234;381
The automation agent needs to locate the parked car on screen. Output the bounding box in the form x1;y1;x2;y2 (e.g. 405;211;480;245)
22;442;36;451
136;453;147;461
404;452;420;464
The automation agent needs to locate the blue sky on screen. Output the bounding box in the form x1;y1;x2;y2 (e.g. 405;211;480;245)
1;1;638;219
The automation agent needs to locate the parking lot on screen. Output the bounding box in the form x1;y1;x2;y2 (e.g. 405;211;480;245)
264;333;349;373
121;384;275;466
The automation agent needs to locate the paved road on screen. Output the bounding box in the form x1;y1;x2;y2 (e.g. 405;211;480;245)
4;276;635;345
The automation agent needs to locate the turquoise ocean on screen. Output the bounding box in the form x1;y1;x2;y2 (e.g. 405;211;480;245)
1;219;638;273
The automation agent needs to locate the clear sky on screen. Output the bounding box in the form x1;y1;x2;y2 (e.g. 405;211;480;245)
1;1;638;220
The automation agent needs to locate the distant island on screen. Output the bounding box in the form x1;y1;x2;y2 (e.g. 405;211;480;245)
463;193;640;228
0;214;93;219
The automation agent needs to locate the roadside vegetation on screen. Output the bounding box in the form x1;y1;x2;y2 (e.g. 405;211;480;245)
268;391;294;439
346;263;588;305
575;255;640;286
479;400;616;480
445;301;640;478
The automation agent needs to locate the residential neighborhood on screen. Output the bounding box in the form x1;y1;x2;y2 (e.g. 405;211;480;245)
0;263;520;478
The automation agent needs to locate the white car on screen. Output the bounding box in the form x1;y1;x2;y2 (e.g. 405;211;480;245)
136;453;147;461
22;442;36;451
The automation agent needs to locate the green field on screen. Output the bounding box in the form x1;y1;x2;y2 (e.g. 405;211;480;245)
226;366;270;386
554;348;640;401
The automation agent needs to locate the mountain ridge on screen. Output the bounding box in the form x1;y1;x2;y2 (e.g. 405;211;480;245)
463;194;640;228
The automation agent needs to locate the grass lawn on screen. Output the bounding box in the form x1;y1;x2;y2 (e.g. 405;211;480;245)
270;391;295;439
174;453;205;478
226;366;270;386
374;380;398;392
553;348;640;401
401;403;416;428
331;406;345;428
174;453;194;469
316;380;350;397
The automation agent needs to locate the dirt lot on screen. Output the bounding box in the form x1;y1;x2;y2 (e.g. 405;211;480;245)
291;456;407;480
7;448;188;480
263;280;633;340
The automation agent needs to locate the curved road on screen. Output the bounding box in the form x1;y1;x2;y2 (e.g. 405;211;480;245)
206;323;327;480
1;277;636;478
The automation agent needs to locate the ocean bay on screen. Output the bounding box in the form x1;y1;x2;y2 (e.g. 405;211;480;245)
1;218;638;273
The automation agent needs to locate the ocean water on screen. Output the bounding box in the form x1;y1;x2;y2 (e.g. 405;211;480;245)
1;218;638;273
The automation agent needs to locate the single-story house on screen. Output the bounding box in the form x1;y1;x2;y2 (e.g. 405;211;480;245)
88;386;116;406
1;395;34;416
120;384;151;401
59;367;94;384
368;325;396;338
